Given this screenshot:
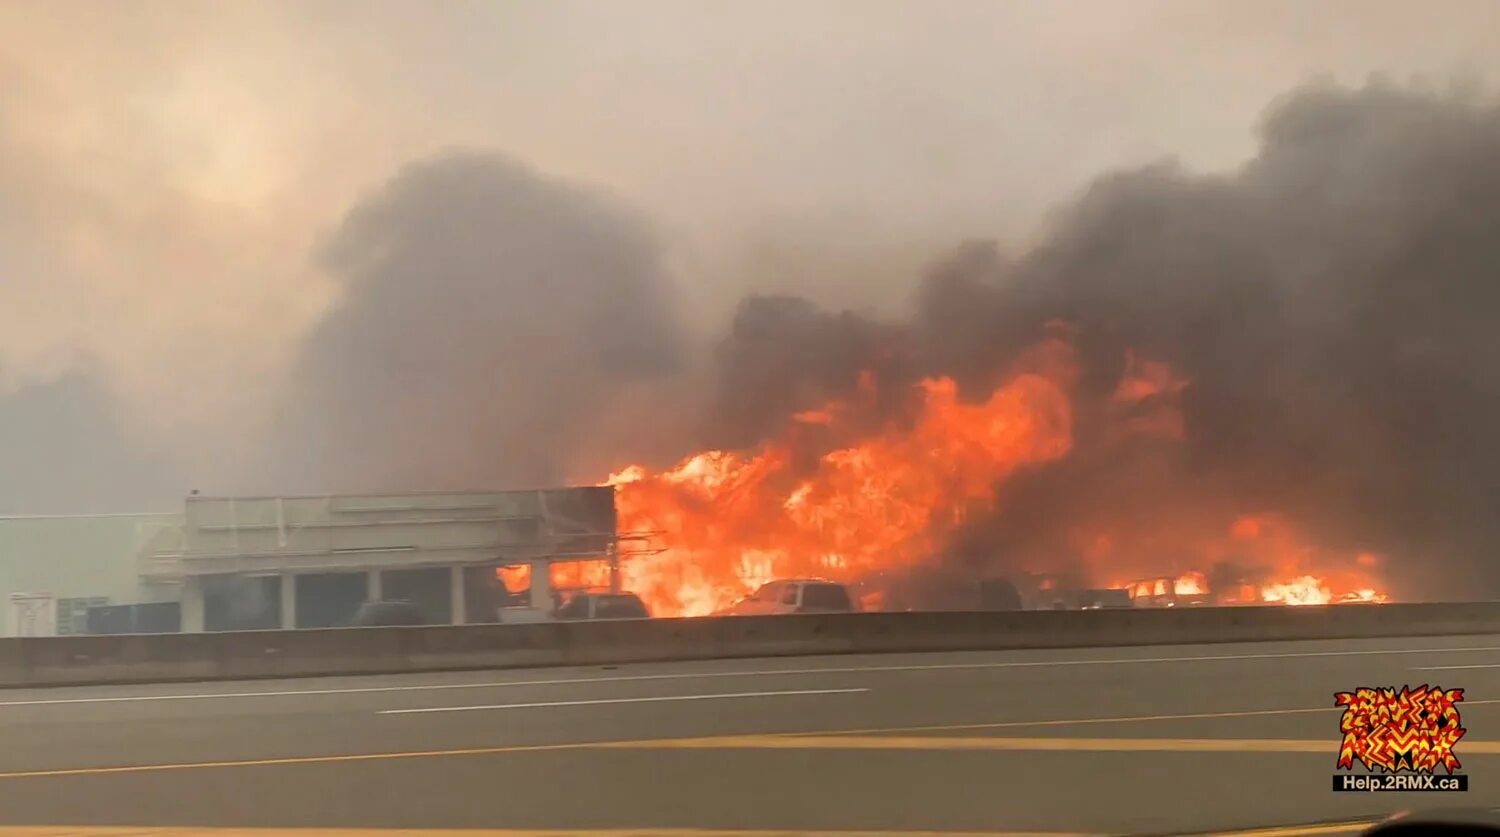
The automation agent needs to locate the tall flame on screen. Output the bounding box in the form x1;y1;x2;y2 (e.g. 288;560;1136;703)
605;336;1389;616
612;337;1076;616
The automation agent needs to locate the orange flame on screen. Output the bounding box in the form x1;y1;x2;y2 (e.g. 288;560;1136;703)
1110;350;1190;439
606;337;1389;616
1110;515;1388;607
495;560;614;594
1262;576;1331;606
614;338;1078;616
1174;571;1207;596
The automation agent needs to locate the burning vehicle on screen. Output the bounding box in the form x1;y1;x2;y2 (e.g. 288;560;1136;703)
1117;567;1387;608
1124;574;1212;608
718;579;857;616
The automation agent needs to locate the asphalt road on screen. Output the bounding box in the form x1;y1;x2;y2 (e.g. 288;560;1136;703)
0;633;1497;836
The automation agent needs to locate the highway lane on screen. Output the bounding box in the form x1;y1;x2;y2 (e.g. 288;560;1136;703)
0;634;1494;834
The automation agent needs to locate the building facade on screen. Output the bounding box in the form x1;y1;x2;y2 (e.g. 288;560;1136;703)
0;486;618;635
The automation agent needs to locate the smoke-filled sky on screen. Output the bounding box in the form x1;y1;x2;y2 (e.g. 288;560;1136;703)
2;0;1500;514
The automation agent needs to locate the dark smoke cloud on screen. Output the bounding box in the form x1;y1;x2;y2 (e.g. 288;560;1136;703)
2;73;1492;621
710;81;1500;601
267;150;688;493
996;81;1500;601
702;294;908;450
237;81;1500;601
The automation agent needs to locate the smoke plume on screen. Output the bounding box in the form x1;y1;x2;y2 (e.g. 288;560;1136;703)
270;81;1500;601
267;151;689;492
702;81;1500;600
15;77;1494;604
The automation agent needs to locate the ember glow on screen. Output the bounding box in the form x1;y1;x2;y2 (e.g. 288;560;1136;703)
1261;577;1332;606
1096;512;1390;607
497;559;614;594
606;336;1390;616
1174;572;1207;596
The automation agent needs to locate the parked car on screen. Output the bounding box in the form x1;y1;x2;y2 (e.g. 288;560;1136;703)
721;579;856;615
555;592;651;620
351;600;427;627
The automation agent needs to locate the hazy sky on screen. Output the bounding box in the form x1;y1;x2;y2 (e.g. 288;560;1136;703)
1;0;1498;509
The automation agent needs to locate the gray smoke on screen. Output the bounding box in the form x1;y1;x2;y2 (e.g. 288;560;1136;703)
708;81;1500;601
981;80;1500;601
702;294;907;450
0;372;182;514
32;79;1494;602
267;150;689;492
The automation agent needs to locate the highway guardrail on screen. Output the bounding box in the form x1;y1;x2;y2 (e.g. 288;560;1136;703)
1;601;1494;687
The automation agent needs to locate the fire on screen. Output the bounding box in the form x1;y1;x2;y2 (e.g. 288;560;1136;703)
1110;515;1389;607
1110;350;1190;440
611;336;1077;616
604;334;1390;616
1231;515;1388;605
1261;576;1331;606
495;560;616;593
1174;571;1206;596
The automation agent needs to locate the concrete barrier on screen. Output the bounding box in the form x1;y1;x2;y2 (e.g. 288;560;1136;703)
1;601;1496;688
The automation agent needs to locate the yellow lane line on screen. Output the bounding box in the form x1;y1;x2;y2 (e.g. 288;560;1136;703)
603;734;1500;754
1181;824;1376;837
784;707;1337;736
0;822;1398;837
2;730;1496;778
0;830;1098;837
0;738;647;780
0;823;1397;837
607;735;1335;752
786;697;1500;738
5;695;1497;779
0;823;1389;837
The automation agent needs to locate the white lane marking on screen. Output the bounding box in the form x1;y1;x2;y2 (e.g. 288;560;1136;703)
2;643;1497;708
1415;663;1500;670
376;687;870;714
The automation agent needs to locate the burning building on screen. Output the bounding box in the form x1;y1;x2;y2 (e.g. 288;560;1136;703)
141;487;620;631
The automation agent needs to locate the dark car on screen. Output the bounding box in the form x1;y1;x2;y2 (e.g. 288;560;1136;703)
351;600;427;627
555;592;651;620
